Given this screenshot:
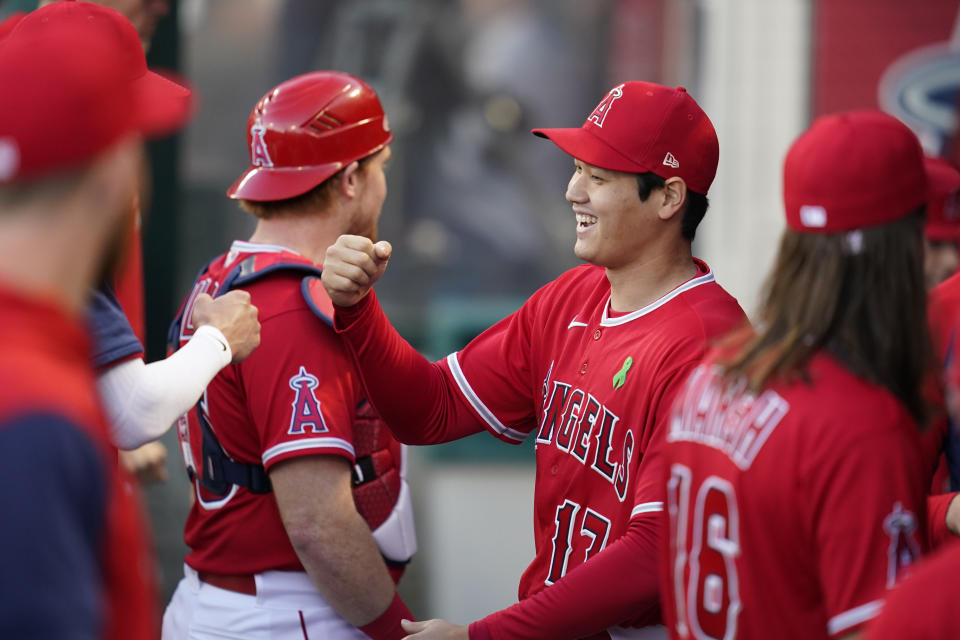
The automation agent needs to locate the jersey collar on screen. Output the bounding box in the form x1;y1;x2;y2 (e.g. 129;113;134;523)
600;260;715;327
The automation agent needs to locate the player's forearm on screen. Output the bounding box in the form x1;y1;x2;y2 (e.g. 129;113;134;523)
288;508;409;636
99;325;231;449
471;516;661;640
334;290;483;444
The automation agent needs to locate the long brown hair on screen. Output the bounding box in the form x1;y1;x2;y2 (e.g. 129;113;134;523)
720;209;931;424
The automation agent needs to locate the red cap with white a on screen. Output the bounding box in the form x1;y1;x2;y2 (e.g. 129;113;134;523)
0;0;192;182
531;81;720;195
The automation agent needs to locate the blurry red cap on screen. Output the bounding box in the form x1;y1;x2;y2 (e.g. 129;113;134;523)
784;110;926;232
532;81;719;194
0;0;192;182
923;156;960;242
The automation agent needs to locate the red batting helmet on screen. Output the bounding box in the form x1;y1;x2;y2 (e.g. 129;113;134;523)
227;71;392;202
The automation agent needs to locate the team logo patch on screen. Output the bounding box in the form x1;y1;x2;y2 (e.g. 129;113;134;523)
883;501;920;587
250;123;274;168
613;356;633;390
287;366;329;435
587;84;625;128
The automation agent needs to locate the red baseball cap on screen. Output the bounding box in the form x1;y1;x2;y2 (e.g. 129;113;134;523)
531;81;720;195
0;0;191;182
783;110;930;233
923;156;960;242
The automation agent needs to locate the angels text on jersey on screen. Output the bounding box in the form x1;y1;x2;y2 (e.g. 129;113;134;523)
536;361;635;503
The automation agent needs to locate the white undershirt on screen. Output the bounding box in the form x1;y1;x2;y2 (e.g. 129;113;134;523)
98;324;232;450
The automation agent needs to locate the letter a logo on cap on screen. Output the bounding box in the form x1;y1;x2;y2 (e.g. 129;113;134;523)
250;123;274;168
587;83;625;128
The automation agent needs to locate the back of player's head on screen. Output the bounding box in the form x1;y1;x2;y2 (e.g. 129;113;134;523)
723;110;943;424
0;0;191;185
532;81;719;196
227;71;392;205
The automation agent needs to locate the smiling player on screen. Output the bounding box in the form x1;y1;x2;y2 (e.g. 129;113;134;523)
322;81;746;639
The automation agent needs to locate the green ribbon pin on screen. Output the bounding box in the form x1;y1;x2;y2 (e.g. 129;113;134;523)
613;356;633;390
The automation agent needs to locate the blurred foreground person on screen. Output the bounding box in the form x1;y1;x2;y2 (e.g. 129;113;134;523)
0;1;193;638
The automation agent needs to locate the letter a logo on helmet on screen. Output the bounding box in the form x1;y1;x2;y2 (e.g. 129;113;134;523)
587;83;625;128
250;123;273;168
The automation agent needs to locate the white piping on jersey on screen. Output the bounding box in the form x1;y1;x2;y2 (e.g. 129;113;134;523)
262;437;356;466
229;239;304;256
567;316;588;329
827;600;883;636
446;353;528;443
630;501;664;517
195;481;239;511
600;270;715;327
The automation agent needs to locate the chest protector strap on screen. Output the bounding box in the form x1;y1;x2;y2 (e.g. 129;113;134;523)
172;253;371;497
194;409;273;495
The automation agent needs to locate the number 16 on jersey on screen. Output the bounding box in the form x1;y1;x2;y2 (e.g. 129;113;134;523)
667;464;742;640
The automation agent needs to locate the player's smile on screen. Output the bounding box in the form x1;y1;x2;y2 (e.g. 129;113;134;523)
575;211;598;233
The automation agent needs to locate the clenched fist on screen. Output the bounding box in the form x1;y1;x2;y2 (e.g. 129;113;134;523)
191;290;261;362
321;234;393;307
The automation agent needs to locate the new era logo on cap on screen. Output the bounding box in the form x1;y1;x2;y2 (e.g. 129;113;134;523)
663;152;679;168
0;138;19;181
799;205;828;228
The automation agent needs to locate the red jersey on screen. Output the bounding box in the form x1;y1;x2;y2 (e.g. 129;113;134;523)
863;539;960;640
175;241;385;574
444;261;744;603
0;285;155;639
922;271;960;550
660;354;928;639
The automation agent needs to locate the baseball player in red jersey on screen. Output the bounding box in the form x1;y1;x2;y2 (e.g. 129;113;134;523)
916;158;960;552
0;1;193;638
866;261;960;639
161;71;416;640
322;82;746;639
658;111;934;640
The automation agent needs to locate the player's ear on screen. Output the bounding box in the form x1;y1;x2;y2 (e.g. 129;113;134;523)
658;177;687;222
339;161;362;199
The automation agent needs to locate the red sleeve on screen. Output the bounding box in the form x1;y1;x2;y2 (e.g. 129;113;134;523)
863;541;960;640
241;308;363;470
357;592;414;640
446;291;540;444
631;358;702;512
470;516;661;640
926;492;958;549
803;424;928;638
333;290;484;444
